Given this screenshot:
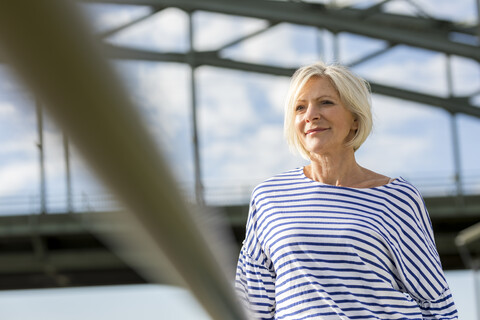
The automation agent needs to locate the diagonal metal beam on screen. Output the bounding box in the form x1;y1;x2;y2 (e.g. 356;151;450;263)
83;0;480;61
357;0;392;19
104;44;480;118
347;43;397;68
214;21;280;52
403;0;432;19
368;83;477;116
97;6;166;39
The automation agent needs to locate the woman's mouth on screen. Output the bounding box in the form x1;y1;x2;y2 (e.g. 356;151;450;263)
305;128;328;135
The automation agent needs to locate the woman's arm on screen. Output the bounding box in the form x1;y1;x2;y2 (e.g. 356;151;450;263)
395;184;458;319
235;202;276;319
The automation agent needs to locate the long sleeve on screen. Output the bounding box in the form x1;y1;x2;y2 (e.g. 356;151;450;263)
392;185;458;319
235;201;276;319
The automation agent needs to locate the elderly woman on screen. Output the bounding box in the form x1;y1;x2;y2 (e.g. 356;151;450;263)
235;62;458;320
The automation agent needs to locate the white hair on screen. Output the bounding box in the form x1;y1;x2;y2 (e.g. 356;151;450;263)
284;61;373;160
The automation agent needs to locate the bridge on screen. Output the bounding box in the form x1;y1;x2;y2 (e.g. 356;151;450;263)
0;187;479;290
0;1;479;319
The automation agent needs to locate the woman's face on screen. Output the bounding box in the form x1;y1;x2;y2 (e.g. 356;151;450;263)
294;76;358;156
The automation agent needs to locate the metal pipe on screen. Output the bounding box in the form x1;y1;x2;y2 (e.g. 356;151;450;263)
63;132;73;213
188;11;204;205
0;2;244;319
333;32;340;62
36;98;47;214
450;114;465;201
316;28;324;61
446;54;465;202
456;221;480;248
477;0;480;42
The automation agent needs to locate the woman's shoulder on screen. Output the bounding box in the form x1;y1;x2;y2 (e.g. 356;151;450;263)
354;168;424;201
265;167;305;182
357;168;392;188
376;174;425;202
251;167;306;196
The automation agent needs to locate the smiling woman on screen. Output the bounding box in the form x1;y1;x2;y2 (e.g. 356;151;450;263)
293;76;359;161
235;61;458;320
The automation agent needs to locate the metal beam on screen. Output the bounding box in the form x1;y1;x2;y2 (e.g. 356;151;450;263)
214;21;280;53
0;250;124;274
35;99;47;214
97;6;166;39
0;2;245;320
456;221;480;247
368;83;478;117
104;44;480;118
347;43;396;68
83;0;480;61
188;12;204;204
356;0;392;19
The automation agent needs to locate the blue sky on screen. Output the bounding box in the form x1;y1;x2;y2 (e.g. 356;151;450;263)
0;0;479;318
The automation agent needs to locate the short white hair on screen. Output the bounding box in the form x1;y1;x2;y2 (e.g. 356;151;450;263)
284;61;373;160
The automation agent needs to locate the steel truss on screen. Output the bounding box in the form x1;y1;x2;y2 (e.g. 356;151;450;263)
89;0;480;116
86;0;480;203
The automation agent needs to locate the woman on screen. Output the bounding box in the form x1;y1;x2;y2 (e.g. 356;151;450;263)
235;62;458;319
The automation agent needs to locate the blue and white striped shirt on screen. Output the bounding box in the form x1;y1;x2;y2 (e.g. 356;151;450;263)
235;168;458;320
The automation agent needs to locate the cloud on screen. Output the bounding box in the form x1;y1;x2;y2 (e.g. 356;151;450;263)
331;0;476;23
80;3;152;33
370;94;436;129
0;101;14;116
202;122;302;183
198;69;257;139
117;61;190;135
354;48;449;96
106;8;188;52
0;162;37;196
410;0;477;22
113;61;195;181
0;133;36;158
357;94;455;179
194;12;268;51
451;56;480;96
223;23;320;68
197;67;303;192
221;123;303;178
457;114;480;173
340;33;387;65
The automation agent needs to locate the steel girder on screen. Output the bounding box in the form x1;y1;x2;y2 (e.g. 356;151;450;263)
86;0;480;61
86;0;480;117
104;44;480;118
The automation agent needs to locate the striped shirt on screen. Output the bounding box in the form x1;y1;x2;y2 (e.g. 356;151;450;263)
235;168;458;320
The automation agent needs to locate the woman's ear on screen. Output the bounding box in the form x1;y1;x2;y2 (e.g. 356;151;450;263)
352;117;359;130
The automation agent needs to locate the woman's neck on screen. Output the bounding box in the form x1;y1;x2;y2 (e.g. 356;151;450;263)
305;149;365;187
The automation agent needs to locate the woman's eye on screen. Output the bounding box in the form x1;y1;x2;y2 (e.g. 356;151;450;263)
295;105;305;111
321;100;333;105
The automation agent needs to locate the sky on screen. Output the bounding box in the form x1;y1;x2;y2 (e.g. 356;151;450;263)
0;269;477;320
0;0;479;318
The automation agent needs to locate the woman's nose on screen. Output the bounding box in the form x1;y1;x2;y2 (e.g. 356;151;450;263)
305;104;320;122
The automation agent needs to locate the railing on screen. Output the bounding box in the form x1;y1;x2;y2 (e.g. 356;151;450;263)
1;172;480;215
